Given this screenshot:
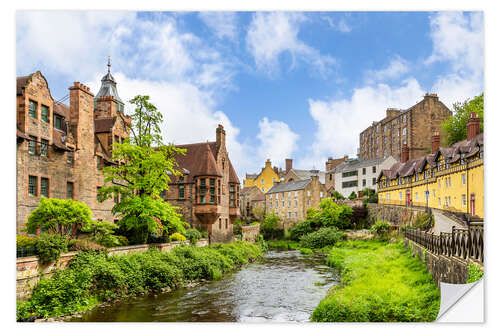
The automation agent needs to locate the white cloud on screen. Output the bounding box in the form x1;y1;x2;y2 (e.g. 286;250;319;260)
323;16;352;33
198;12;238;40
256;117;299;168
246;12;336;77
365;55;410;83
427;12;484;106
302;79;424;168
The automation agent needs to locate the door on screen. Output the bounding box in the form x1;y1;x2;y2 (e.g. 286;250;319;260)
470;194;476;216
406;191;411;206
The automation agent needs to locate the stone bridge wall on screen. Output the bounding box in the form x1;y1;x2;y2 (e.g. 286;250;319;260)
241;224;260;242
367;203;427;226
404;238;478;285
16;239;208;300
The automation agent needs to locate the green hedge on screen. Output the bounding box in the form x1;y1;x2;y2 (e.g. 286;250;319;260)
311;240;440;322
17;241;263;321
299;227;344;249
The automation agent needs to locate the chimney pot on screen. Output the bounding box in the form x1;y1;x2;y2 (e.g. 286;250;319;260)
285;158;293;174
402;144;410;163
466;112;481;140
431;131;441;154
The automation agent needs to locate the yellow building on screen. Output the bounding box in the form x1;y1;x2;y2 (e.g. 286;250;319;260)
243;159;281;193
377;115;483;218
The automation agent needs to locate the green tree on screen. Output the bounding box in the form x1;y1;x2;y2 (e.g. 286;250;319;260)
261;212;282;240
24;198;92;237
100;95;188;243
332;191;344;200
442;93;484;145
348;191;357;200
318;198;354;229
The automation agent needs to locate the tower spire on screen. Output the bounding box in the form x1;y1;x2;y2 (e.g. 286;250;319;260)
107;55;111;74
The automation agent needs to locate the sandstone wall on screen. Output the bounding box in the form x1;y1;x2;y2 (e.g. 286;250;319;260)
16;239;208;300
241;224;260;242
404;238;477;285
367;203;426;226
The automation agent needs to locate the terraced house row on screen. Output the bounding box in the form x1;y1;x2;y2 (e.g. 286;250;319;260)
377;113;483;219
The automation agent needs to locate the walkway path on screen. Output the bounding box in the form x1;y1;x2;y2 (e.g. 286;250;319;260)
431;210;463;234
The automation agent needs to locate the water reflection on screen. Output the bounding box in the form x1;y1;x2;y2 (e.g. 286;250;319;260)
71;250;339;322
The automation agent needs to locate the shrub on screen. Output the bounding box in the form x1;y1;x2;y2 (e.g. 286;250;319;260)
318;198;354;229
25;198;93;236
185;229;202;245
371;219;391;240
169;233;187;242
260;212;282;240
348;192;357;200
288;220;313;241
233;218;244;236
332;191;344;200
300;227;344;249
35;234;68;263
68;239;107;252
413;212;434;231
17;235;37;250
81;220;126;248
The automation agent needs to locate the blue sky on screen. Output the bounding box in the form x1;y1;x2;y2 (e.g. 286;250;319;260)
16;11;484;179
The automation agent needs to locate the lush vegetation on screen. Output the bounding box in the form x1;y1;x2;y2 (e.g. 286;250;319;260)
99;95;188;244
467;263;484;283
24;198;93;237
185;229;202;245
260;212;283;240
267;239;300;250
442;93;483;145
299;227;344;249
412;212;434;231
17;241;263;321
348;191;357;200
332;191;345;200
34;234;69;263
311;240;440;322
370;219;391;240
361;188;378;204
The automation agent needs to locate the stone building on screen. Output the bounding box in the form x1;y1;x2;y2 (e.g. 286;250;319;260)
16;66;131;233
240;186;266;221
265;172;326;228
324;155;349;195
282;158;326;184
359;93;452;162
331;156;397;198
377;113;484;219
161;125;240;243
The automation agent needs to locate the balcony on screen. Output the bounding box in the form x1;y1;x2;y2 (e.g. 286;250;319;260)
194;203;222;224
229;206;240;217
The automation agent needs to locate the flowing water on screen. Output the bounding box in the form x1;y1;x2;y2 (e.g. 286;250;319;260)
71;250;339;322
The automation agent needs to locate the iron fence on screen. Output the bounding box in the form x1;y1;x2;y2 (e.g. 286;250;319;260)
405;222;483;263
16;247;36;258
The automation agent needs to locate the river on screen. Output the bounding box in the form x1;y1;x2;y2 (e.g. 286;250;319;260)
70;249;339;322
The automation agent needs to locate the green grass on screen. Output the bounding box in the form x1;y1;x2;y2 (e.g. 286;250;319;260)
311;239;440;322
467;263;484;283
267;239;300;250
17;241;263;321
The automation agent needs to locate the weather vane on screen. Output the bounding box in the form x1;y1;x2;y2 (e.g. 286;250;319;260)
107;55;111;73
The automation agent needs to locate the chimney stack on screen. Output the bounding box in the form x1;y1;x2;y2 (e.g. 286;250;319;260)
265;159;272;168
466;112;481;140
285;158;293;173
402;144;409;163
216;124;226;152
431;131;441;154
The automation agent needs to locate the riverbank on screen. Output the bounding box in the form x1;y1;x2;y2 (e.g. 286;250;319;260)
311;239;440;322
17;241;264;321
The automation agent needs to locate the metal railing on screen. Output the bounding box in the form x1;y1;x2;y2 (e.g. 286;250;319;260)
405;222;483;263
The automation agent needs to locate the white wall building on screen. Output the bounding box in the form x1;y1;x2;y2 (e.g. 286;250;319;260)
333;156;397;198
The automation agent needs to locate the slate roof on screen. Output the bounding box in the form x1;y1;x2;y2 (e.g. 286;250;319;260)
252;192;266;201
172;141;240;184
266;179;311;194
52;130;72;151
379;133;483;181
95;70;124;104
289;169;326;184
16;75;32;95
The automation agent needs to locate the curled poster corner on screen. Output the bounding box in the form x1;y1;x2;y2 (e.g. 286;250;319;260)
436;279;484;322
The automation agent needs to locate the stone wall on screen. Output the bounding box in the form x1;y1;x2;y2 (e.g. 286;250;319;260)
241;224;260;242
366;203;426;226
16;239;208;300
404;238;477;285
